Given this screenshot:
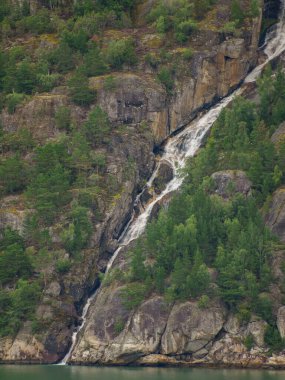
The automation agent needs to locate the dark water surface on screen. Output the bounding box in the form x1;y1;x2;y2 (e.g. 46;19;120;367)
1;366;285;380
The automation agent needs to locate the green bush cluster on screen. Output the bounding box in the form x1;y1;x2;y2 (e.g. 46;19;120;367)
0;0;140;110
148;0;200;43
0;228;40;337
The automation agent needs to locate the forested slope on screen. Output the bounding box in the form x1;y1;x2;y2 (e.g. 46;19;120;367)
0;0;282;365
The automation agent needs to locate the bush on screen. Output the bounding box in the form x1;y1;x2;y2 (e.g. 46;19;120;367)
61;204;92;255
121;283;148;310
25;151;71;224
157;67;174;94
83;106;111;144
0;155;28;194
36;73;60;92
175;19;197;43
105;38;137;69
198;295;210;309
0;279;41;337
61;29;89;54
55;106;71;131
114;318;125;334
104;75;117;91
231;0;245;25
56;259;71;274
5;93;26;114
17;9;55;35
0;242;33;286
182;48;193;61
244;334;254;351
15;60;36;94
264;325;285;352
82;44;108;77
48;43;75;74
68;72;96;106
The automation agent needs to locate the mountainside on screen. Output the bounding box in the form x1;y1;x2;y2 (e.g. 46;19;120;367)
1;0;285;367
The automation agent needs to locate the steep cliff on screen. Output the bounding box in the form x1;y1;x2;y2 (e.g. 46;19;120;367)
0;0;280;365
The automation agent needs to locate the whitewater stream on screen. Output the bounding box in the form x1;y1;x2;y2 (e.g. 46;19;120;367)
61;1;285;365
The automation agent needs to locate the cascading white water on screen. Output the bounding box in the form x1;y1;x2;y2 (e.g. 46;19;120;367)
61;2;285;365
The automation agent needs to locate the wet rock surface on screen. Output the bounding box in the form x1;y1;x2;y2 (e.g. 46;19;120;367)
153;162;174;194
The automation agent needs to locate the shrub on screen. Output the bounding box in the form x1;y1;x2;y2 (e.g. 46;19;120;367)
157;67;174;94
198;295;210;309
17;9;55;35
82;44;108;77
61;29;89;54
231;0;245;25
114;319;125;334
0;243;33;286
244;334;254;351
68;72;96;106
104;75;117;91
83;106;110;144
61;204;92;255
0;155;28;194
193;0;215;20
0;280;41;337
253;294;273;324
36;73;60;92
15;60;36;94
105;38;137;69
182;48;193;61
55;106;71;131
5;93;25;114
25;161;71;225
175;19;197;43
264;325;285;352
56;259;71;274
121;283;147;310
48;43;75;74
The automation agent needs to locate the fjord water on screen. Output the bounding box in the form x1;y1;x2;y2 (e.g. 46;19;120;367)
1;366;285;380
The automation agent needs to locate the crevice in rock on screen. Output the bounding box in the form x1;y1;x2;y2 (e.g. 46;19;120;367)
156;301;175;354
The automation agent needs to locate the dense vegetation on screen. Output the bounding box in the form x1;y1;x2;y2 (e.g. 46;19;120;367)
109;67;285;351
0;0;260;110
0;0;268;343
0;100;115;337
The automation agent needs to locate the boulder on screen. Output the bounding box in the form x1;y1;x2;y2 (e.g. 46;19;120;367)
153;161;174;194
71;293;171;364
44;282;61;297
271;122;285;146
161;301;226;355
265;187;285;242
211;170;252;199
246;319;268;347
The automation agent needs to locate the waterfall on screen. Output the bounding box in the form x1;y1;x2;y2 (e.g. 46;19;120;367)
60;2;285;365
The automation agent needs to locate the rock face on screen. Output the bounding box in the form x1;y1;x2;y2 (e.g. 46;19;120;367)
277;306;285;338
71;289;285;368
71;290;172;364
271;122;285;146
160;302;226;355
88;16;262;146
265;187;285;242
211;170;252;199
